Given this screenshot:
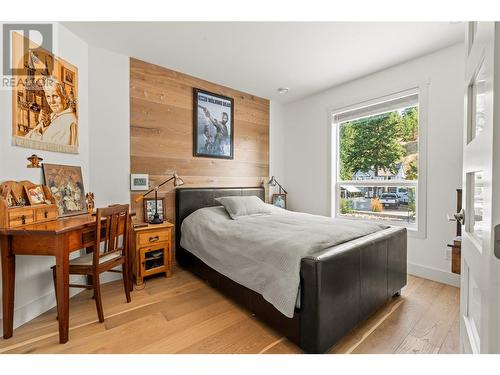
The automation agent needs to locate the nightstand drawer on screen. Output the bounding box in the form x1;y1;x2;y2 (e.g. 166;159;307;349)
138;230;170;245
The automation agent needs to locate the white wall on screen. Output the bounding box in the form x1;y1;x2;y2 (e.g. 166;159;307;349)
0;23;89;334
270;101;286;186
88;45;130;208
0;25;130;334
88;45;130;284
283;44;464;287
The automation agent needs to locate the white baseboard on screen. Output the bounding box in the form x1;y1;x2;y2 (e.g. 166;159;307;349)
408;262;461;288
0;274;122;337
0;286;83;337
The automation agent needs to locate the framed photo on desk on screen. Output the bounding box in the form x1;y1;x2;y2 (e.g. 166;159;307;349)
24;185;46;205
42;163;87;217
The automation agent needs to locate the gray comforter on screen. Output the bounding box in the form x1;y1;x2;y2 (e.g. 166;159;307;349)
180;205;388;318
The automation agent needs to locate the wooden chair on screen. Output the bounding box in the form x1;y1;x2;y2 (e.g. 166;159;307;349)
51;204;132;323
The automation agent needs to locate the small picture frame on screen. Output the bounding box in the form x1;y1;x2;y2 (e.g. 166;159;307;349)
143;198;165;222
62;66;75;86
1;187;16;207
130;173;149;191
24;185;46;205
6;191;16;207
271;194;287;209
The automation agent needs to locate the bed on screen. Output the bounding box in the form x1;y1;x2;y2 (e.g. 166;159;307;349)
175;187;407;353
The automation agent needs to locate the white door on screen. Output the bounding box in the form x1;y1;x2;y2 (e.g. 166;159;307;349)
460;21;500;354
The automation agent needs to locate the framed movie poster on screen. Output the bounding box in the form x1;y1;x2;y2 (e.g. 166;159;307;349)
193;88;234;159
11;31;79;154
42;163;86;217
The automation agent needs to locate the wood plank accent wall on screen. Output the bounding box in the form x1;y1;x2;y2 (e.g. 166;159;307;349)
130;58;270;245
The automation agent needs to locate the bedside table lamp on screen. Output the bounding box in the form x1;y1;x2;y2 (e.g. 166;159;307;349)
268;176;287;194
134;171;184;224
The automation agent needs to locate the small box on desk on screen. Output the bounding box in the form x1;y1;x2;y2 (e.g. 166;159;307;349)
0;180;58;229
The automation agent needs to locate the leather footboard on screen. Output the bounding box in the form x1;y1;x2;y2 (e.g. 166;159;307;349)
299;226;407;353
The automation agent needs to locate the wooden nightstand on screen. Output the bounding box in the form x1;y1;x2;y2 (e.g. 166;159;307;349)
132;221;174;285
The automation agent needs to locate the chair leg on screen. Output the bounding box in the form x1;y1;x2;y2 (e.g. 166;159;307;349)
52;266;59;320
93;274;105;323
122;262;131;303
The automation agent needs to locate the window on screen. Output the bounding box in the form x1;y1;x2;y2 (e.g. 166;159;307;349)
331;89;425;233
467;58;486;143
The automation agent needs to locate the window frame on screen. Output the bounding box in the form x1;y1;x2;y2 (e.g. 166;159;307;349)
329;85;428;239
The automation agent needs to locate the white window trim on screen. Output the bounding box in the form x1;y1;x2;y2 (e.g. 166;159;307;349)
328;84;428;239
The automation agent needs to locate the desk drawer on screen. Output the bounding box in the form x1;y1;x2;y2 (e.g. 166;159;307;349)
8;209;34;227
35;206;58;221
138;231;170;245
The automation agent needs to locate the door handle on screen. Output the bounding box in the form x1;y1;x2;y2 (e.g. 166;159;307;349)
448;209;465;225
495;225;500;259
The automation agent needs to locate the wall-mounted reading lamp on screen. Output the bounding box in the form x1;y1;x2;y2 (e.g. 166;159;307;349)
268;176;287;194
134;171;184;224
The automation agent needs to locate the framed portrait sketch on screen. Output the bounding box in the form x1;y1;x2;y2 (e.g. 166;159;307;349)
42;163;86;217
193;88;234;159
143;198;165;222
11;31;79;154
271;194;287;209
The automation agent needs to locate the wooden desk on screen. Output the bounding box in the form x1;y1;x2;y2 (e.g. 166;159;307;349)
0;214;133;344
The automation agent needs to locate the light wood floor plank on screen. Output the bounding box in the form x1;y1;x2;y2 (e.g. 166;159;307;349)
178;316;281;354
135;308;248;353
0;267;460;354
394;334;440;354
438;315;461;354
350;279;446;353
261;338;302;354
401;285;460;349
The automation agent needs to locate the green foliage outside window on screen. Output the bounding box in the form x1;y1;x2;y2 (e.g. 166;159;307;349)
340;198;354;214
339;106;419;181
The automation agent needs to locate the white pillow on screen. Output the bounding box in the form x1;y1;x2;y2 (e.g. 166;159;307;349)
215;196;271;220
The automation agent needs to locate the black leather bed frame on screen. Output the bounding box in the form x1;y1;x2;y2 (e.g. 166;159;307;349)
175;187;407;353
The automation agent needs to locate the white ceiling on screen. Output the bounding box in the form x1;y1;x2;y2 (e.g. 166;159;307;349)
63;22;464;103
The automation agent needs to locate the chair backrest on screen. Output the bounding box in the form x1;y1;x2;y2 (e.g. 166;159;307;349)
93;204;130;266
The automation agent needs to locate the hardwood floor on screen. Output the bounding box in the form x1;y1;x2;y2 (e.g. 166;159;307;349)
0;267;460;354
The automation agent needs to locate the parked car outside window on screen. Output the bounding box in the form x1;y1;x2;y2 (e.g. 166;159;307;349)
397;192;409;204
380;193;400;208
